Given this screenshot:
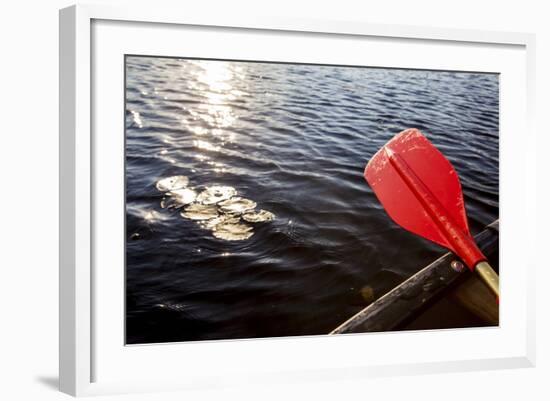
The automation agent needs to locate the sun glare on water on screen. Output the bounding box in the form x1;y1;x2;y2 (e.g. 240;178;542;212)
182;61;248;172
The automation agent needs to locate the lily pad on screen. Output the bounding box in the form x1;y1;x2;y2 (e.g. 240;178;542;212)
201;214;241;230
156;175;189;192
196;185;237;205
212;221;254;241
242;209;275;223
218;197;257;214
180;204;219;220
167;188;197;206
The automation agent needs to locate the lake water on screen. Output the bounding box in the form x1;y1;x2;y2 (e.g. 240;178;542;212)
125;56;499;344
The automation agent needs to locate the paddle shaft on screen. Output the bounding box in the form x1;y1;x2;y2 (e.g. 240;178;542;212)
475;261;500;299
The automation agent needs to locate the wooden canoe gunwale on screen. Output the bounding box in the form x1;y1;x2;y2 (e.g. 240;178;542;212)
330;220;499;334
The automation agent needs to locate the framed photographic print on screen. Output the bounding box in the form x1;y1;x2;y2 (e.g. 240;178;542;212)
59;4;536;396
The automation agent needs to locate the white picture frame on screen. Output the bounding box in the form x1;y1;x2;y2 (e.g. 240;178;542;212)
59;4;536;397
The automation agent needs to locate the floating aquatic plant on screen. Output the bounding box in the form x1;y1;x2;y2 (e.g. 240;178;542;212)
201;214;240;230
180;203;219;220
167;188;197;206
155;174;274;241
211;221;254;241
156;175;189;192
196;185;237;205
218;197;257;214
242;209;275;223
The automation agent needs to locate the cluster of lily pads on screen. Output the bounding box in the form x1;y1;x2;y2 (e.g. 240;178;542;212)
155;175;275;241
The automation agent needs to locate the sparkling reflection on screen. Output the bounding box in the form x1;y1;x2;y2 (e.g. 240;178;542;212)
193;140;220;152
182;61;245;173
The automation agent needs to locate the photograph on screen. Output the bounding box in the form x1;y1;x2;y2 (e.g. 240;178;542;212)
124;56;499;345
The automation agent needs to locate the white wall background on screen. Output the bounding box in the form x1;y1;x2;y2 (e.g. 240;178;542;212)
0;0;547;400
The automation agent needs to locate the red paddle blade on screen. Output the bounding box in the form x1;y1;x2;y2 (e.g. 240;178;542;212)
364;128;485;270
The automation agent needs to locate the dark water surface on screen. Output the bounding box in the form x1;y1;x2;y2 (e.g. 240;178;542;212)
125;56;499;344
